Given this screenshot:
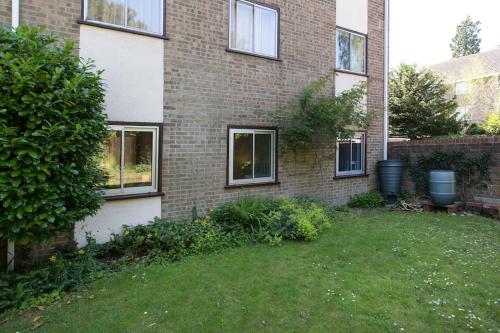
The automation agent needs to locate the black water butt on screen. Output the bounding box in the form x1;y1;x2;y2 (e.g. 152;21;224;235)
377;160;405;203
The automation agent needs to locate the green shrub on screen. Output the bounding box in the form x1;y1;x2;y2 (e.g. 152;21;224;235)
465;114;500;136
400;190;415;201
465;123;488;135
1;196;334;313
483;112;500;135
0;237;105;312
0;26;108;244
100;218;247;262
348;191;385;208
334;205;352;213
210;197;278;234
265;197;331;242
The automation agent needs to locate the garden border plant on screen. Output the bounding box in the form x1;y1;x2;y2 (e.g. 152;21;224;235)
0;196;336;314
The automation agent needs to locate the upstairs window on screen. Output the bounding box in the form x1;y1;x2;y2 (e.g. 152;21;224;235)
456;106;471;120
455;81;469;95
84;0;164;36
102;125;159;196
336;28;367;74
229;0;279;58
228;128;277;185
336;132;366;177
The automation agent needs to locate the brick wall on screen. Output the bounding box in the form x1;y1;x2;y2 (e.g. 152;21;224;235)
0;1;11;27
389;136;500;200
163;0;386;219
1;0;387;266
4;0;81;48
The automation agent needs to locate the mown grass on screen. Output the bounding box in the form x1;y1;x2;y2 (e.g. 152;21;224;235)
2;211;499;332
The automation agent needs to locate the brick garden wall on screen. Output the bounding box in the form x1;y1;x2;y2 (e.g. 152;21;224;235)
162;0;386;219
389;136;500;200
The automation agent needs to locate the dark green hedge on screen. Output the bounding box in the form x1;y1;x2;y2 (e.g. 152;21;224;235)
0;27;108;244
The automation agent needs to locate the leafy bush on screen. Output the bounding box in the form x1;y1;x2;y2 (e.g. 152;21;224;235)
465;114;500;136
0;238;105;312
483;113;500;135
334;205;352;213
465;123;488;135
0;26;108;244
400;190;415;201
99;218;247;262
210;197;279;234
348;191;385;208
0;196;334;312
210;197;332;244
265;197;331;241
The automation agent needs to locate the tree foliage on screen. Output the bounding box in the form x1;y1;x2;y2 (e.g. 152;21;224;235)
0;27;108;244
271;75;372;152
450;16;481;58
482;112;500;135
389;64;465;139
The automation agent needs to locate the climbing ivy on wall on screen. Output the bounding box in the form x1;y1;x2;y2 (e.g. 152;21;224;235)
403;150;492;198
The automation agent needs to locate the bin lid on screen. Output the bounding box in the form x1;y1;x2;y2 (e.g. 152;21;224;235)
377;160;405;167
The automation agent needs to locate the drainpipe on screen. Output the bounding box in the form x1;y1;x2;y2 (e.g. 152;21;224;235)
383;0;390;160
12;0;19;29
7;0;20;272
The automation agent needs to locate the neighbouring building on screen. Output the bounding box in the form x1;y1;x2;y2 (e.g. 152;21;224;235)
428;48;500;123
2;0;388;247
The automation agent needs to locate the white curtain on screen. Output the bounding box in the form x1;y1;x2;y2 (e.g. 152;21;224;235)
254;7;277;57
126;0;163;34
350;34;366;73
235;1;254;52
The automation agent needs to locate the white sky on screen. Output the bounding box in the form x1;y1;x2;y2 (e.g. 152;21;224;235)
390;0;500;67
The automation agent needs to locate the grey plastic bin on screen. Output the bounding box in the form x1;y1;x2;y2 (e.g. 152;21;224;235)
377;160;405;203
429;170;456;206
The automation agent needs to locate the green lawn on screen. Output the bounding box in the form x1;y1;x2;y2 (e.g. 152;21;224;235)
2;211;499;332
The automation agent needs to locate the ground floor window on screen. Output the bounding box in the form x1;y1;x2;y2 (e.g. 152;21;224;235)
228;127;276;185
101;125;159;196
336;132;366;176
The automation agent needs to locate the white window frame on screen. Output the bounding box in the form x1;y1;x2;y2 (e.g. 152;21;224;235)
228;128;276;186
456;106;471;120
336;132;366;177
455;81;469;95
104;125;159;196
83;0;165;36
228;0;279;58
335;28;367;75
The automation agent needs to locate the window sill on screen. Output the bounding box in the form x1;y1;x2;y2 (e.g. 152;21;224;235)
333;174;369;180
225;181;281;190
226;48;282;62
77;20;170;40
104;192;165;202
335;69;369;78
